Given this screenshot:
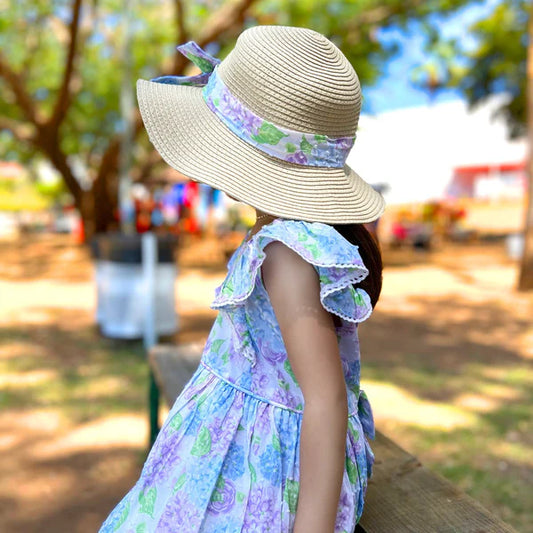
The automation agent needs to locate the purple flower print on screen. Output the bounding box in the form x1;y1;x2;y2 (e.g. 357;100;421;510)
256;371;270;390
140;432;181;485
207;477;236;514
262;347;285;364
243;485;281;531
240;110;263;137
157;492;201;531
255;406;273;435
286;151;308;164
335;136;355;150
335;489;354;531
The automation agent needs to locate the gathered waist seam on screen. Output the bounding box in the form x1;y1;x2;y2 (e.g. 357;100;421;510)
200;360;361;417
200;360;303;414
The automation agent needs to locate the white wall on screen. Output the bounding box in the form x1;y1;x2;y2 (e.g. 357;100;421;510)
348;95;527;205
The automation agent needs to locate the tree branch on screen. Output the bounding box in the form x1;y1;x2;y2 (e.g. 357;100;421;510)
0;52;39;124
354;0;426;26
171;0;257;74
97;0;258;190
197;0;255;47
50;0;83;131
172;0;188;72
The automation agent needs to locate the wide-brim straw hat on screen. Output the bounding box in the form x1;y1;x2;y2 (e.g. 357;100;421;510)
137;25;385;224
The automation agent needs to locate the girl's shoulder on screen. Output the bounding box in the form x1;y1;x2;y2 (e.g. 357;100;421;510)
212;218;373;323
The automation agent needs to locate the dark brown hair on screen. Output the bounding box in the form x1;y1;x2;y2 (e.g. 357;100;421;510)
332;223;383;308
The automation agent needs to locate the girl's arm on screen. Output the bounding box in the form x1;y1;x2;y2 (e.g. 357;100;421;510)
262;241;348;533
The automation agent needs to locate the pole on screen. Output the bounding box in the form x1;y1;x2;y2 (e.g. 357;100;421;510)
518;5;533;290
142;232;159;448
119;0;136;234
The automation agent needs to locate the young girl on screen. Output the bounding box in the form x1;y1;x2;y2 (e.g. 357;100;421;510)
100;25;385;533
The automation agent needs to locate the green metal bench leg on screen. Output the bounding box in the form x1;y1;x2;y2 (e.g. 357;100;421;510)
149;368;160;449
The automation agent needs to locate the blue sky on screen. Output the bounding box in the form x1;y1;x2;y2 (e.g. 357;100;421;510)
364;0;501;114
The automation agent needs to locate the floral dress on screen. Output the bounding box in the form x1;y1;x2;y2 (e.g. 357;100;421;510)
99;218;376;533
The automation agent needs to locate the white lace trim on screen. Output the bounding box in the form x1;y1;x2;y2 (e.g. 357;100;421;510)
211;218;373;323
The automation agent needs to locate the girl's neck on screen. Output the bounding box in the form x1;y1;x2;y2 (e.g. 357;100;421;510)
247;210;277;240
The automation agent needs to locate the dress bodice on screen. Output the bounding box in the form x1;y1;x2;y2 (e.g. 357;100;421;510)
200;218;375;433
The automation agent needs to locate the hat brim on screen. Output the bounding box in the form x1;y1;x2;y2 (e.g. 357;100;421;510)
137;79;385;224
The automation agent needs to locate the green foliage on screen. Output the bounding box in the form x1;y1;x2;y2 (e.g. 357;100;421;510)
414;0;528;139
0;0;480;176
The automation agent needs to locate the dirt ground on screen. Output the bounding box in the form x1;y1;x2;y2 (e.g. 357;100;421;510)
0;232;531;532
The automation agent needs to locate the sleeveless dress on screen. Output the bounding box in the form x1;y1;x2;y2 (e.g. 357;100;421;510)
99;218;376;533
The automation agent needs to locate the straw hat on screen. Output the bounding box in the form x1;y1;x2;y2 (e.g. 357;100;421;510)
137;25;385;224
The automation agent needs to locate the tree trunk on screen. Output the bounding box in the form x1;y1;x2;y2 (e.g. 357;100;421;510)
518;8;533;291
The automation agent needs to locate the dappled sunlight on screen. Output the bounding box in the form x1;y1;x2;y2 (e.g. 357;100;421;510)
0;368;58;387
454;393;502;413
1;234;531;530
35;414;148;458
81;375;133;399
363;379;477;429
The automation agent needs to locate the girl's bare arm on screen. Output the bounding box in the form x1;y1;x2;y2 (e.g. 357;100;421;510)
262;241;348;533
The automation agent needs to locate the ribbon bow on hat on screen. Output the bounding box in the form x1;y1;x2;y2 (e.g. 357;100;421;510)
151;42;220;87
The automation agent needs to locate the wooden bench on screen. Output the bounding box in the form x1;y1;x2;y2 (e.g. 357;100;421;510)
148;343;516;533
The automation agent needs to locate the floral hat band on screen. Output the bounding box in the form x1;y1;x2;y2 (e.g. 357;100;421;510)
152;42;356;168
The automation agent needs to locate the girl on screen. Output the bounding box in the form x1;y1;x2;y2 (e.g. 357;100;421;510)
100;25;385;533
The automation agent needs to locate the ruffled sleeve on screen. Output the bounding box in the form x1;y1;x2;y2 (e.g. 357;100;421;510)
211;219;373;323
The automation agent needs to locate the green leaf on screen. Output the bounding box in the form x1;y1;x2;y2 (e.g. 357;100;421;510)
173;473;187;493
272;433;281;452
191;426;212;456
300;135;313;154
197;393;209;407
236;491;245;503
278;379;290;391
169;412;183;433
186;54;215;74
283;479;300;514
251;122;288;145
221;278;234;296
284;359;298;384
113;499;130;531
285;143;297;153
314;134;328;143
346;457;358;484
308;243;320;259
348;420;360;441
136;523;147;533
249;462;257;484
138;487;157;518
355;291;365;306
211;339;225;354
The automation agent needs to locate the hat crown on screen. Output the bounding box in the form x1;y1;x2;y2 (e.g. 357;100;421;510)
217;26;362;138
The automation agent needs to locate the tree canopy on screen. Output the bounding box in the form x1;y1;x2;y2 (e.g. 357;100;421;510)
413;0;528;139
0;0;519;235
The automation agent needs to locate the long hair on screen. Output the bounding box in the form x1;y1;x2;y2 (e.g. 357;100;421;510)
332;224;383;308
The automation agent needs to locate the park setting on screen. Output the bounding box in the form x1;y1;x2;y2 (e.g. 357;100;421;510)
0;0;532;532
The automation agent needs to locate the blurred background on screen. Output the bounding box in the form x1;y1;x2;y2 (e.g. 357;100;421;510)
0;0;531;531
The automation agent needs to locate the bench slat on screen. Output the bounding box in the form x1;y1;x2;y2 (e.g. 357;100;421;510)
149;344;516;533
359;432;516;533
